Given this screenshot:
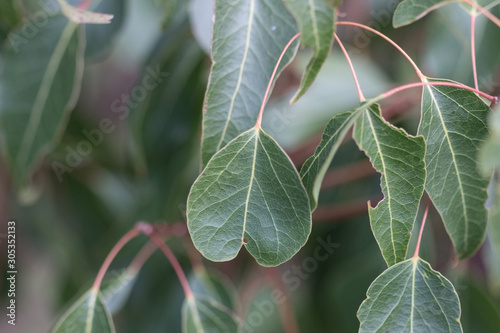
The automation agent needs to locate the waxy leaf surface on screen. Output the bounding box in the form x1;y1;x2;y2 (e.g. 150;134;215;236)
283;0;335;103
188;127;311;267
393;0;456;28
419;78;490;259
358;258;462;333
353;104;426;266
201;0;298;166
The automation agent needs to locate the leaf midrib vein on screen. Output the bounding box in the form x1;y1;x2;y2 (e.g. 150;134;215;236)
216;0;255;152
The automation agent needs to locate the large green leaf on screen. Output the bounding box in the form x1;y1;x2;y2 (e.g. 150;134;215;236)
300;108;361;211
393;0;456;28
419;78;491;259
200;0;299;166
283;0;335;103
353;104;426;266
358;258;463;333
51;289;115;333
187;127;312;266
183;295;241;333
0;15;84;186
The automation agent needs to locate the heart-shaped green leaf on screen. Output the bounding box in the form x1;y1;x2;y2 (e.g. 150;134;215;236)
51;289;115;333
201;0;299;166
353;104;426;266
283;0;336;103
419;78;491;259
0;15;84;187
300;108;361;211
187;127;312;267
183;295;241;333
358;258;463;333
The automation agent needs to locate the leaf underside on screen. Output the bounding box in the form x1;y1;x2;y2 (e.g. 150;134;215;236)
183;295;241;333
187;127;312;267
358;258;463;333
201;0;299;167
419;78;491;259
353;104;426;267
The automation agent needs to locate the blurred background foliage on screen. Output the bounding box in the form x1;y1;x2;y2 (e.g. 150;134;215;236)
1;0;500;332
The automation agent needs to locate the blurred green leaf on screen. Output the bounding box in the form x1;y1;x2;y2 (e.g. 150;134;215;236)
0;15;84;187
183;295;241;333
100;269;137;315
353;104;426;266
51;289;115;333
189;268;236;310
57;0;114;24
188;127;311;266
393;0;454;28
201;0;299;166
358;258;462;333
419;78;490;259
283;0;335;103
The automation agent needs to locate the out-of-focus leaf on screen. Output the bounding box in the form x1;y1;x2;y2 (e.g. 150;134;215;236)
201;0;299;166
187;127;311;266
419;78;491;259
479;109;500;174
189;268;236;310
300;108;360;211
57;0;114;24
283;0;335;103
0;15;84;187
393;0;455;28
84;0;126;59
51;289;115;333
358;258;462;333
183;295;241;333
353;104;426;266
100;269;137;315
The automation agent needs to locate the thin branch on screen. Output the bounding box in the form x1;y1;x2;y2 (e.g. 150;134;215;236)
92;224;143;291
256;33;301;128
321;160;377;190
312;197;382;222
471;14;479;90
462;0;500;28
78;0;92;10
336;21;425;80
334;34;365;101
413;201;431;259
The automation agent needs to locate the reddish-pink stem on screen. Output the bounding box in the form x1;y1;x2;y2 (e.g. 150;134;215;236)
78;0;92;10
462;0;500;28
336;21;424;80
92;225;142;291
255;33;300;128
470;14;479;90
145;228;193;298
414;201;431;259
335;34;365;101
128;240;158;274
381;81;497;102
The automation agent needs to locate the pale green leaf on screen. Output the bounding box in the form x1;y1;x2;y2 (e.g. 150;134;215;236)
187;127;312;267
57;0;114;24
419;78;491;259
189;268;236;310
479;110;500;175
353;104;426;266
51;289;115;333
358;258;463;333
100;269;137;315
283;0;335;103
300;108;361;211
183;295;241;333
393;0;457;28
486;175;500;295
201;0;299;166
0;15;84;187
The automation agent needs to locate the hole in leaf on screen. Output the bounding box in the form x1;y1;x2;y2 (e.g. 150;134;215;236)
242;237;249;244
